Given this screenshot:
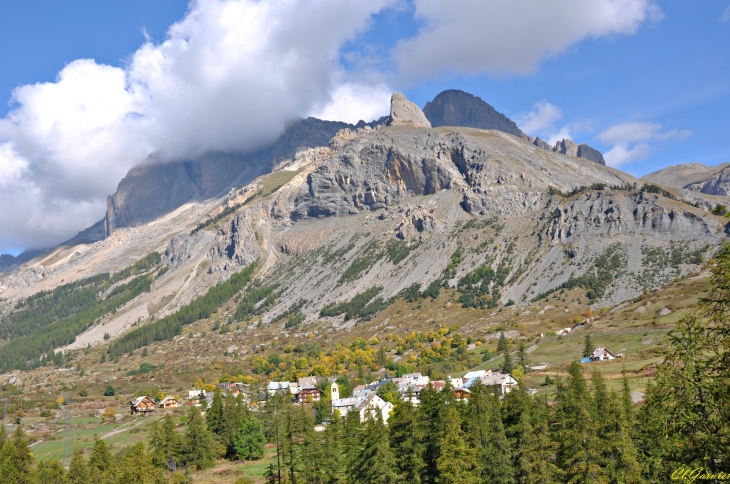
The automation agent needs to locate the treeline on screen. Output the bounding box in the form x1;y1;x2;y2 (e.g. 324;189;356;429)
108;262;258;358
0;253;162;372
548;182;637;198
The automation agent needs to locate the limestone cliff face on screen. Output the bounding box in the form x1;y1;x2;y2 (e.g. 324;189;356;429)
104;117;354;235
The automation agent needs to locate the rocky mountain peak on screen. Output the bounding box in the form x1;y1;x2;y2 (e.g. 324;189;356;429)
387;92;431;128
423;89;527;139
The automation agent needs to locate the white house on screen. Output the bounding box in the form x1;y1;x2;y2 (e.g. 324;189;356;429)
590;347;616;361
267;381;291;396
464;372;518;395
354;393;394;424
557;328;572;336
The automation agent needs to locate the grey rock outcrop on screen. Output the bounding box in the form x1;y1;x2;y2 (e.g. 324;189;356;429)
534;138;606;165
684;166;730;196
423;89;527;139
104;117;356;235
290;126;633;220
387;93;431;128
642;162;730;189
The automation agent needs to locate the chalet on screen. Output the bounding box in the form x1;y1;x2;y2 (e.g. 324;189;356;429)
556;328;572;336
590;347;616;361
130;396;156;415
464;372;518;395
158;396;179;409
188;390;206;406
296;385;321;403
354;393;394;424
453;387;471;401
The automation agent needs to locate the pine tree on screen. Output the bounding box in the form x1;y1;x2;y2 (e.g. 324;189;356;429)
465;382;515;484
417;384;446;484
590;371;644;483
350;413;399;484
8;426;34;484
88;437;115;480
517;341;528;368
206;387;225;436
503;349;514;374
556;363;607;484
321;413;345;484
389;396;425;483
583;335;595;358
436;405;479;484
221;391;242;456
0;439;21;484
638;246;730;477
514;398;561;484
498;332;508;352
67;448;90;484
234;414;266;460
183;405;220;470
36;459;66;484
117;442;166;484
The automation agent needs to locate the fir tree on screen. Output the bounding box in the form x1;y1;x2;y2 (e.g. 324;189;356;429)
465;382;515;484
638;246;730;478
206;387;225;436
6;426;34;484
67;448;90;484
234;414;266;460
221;391;242;456
389;395;425;483
117;442;166;484
183;405;220;470
498;332;508;352
517;341;528;368
417;384;446;484
36;459;66;484
436;405;479;484
514;398;561;484
583;335;595;358
556;363;607;484
88;437;115;480
350;413;399;484
503;349;514;374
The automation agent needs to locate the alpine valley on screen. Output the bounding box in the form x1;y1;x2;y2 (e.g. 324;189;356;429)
0;90;728;483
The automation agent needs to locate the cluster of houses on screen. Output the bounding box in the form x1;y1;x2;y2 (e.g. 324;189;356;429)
332;370;518;423
129;382;251;415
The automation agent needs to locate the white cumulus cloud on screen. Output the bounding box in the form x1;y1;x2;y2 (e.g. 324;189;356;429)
393;0;662;80
514;101;564;139
597;122;691;167
0;0;395;251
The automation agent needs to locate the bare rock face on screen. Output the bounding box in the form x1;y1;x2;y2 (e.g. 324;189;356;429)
546;191;716;244
549;139;606;165
395;204;443;242
104;117;355;235
423;89;527;139
388;93;431;128
642;162;730;188
685;166;730;196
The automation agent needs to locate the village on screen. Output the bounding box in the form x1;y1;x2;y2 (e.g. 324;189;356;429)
130;342;619;423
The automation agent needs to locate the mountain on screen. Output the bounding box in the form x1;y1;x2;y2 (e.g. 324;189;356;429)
0;249;46;273
104;117;358;235
642;162;730;189
423;89;528;139
423;89;605;165
0;92;720;356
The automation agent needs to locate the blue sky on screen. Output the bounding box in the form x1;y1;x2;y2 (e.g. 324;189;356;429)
0;0;729;255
